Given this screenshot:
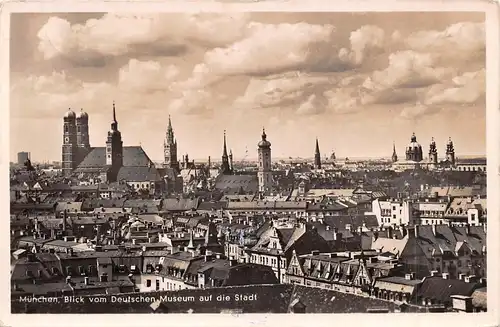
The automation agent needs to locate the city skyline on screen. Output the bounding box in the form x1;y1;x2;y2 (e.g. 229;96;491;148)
10;12;486;162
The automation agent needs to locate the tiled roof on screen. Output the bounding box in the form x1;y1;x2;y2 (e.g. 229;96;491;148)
75;146;154;169
214;174;259;193
416;276;479;304
162;198;199;211
117;166;162;182
55;202;83;212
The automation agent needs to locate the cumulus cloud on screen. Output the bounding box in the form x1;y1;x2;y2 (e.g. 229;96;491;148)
118;59;179;92
234;72;333;110
424;69;485;105
339;25;386;65
406;22;485;54
11;71;113;119
360;50;455;105
400;102;441;120
37;13;251;63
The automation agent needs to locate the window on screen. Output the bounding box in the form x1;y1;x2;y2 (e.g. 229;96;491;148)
146;279;151;287
156;279;160;291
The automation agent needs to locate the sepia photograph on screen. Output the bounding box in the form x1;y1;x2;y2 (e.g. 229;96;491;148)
2;0;499;325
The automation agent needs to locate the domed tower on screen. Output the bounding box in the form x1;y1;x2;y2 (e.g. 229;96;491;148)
405;132;423;162
428;137;438;165
76;109;90;149
257;128;272;194
62;108;77;176
446;137;456;165
105;102;123;180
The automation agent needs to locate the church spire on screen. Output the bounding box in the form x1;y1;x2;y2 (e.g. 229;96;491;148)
223;130;228;157
111;101;118;131
314;138;321;169
221;130;231;175
392;142;398;162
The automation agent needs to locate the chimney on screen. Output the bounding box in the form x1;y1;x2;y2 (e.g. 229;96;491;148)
414;225;420;238
465;224;471;235
430;270;439;277
458;273;466;281
132;239;136;245
229;258;238;266
432;224;437;236
442;272;450;280
84;276;90;285
465;275;477;283
95;245;102;252
325;225;331;231
405;273;413;280
204;253;213;262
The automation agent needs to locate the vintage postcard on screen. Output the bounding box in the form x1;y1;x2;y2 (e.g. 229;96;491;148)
1;0;499;326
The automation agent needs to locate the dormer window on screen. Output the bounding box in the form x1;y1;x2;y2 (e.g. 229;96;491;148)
146;264;153;274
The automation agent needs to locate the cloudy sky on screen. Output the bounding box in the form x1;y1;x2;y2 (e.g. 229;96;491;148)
9;12;486;163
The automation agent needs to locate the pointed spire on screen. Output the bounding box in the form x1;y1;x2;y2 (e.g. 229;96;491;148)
187;229;195;250
112;101;117;122
168;115;173;131
315;138;320;154
223;130;228;157
262;127;267;140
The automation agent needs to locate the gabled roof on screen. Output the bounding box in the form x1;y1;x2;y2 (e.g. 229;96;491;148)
117;166;162;182
75;146;154;169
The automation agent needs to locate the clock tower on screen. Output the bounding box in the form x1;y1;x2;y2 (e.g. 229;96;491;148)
62;108;77;177
105;102;123;181
163;115;180;172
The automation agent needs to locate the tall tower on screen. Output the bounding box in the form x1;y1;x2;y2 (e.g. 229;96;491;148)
105;102;123;178
446;137;456;165
391;142;398;162
62;108;77;176
429;137;438;164
76;109;90;149
164;115;179;172
257;128;272;194
220;130;232;175
314;138;321;169
406;132;423;162
229;149;234;172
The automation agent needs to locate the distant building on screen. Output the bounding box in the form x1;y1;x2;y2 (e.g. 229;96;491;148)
61;104;164;193
314;138;321;170
257;128;272;194
17;152;30;165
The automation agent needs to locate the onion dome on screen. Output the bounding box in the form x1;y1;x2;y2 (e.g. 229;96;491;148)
64;108;76;120
258;128;271;148
76;109;88;120
407;132;422;150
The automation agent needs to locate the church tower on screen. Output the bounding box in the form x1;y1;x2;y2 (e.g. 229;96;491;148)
314;138;322;169
429;137;438;165
62;108;77;177
446;137;456;165
164;115;180;172
406;132;423;162
257;128;272;194
76;109;90;149
391;142;398;162
220;130;232;175
105;102;123;180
